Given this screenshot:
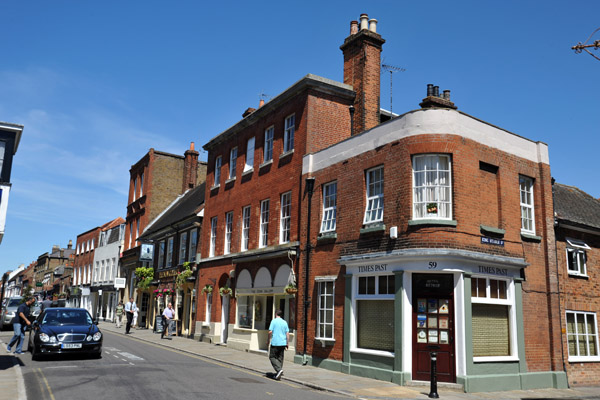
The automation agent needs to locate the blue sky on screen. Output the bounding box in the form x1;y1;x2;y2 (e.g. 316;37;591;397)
1;1;599;276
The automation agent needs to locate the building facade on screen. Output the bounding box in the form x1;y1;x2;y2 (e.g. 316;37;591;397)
91;217;125;322
34;242;75;298
553;182;600;385
72;228;101;312
0;121;23;244
120;143;206;328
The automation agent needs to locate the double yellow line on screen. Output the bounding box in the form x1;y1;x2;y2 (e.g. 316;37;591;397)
33;368;56;400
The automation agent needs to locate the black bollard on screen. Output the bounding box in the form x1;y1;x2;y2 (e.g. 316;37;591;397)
428;351;439;398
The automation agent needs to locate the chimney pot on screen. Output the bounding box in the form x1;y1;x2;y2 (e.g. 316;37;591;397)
360;14;369;30
350;20;358;35
190;142;195;151
427;84;434;97
259;99;265;108
443;90;451;100
369;18;378;33
433;86;440;97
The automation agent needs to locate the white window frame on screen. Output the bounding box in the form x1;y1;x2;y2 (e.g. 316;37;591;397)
280;192;291;244
412;154;452;220
566;310;600;362
264;126;274;162
351;273;395;356
241;206;250;251
320;181;337;233
519;175;535;235
244;137;255;172
229;147;237;179
188;229;198;262
283;114;295;153
471;275;518;362
363;166;384;224
214;156;222;187
316;277;336;341
179;231;188;265
225;212;233;255
566;238;590;277
209;217;217;257
260;199;269;248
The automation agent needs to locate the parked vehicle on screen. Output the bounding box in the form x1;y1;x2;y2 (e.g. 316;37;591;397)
28;308;102;360
0;296;32;329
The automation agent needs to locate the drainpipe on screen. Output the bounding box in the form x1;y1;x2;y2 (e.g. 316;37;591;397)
349;105;355;136
303;177;316;365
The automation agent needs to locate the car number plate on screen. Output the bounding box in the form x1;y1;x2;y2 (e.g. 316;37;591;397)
61;343;82;349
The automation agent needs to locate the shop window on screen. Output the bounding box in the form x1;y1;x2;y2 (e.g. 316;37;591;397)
566;311;599;361
471;276;515;360
354;274;394;353
237;296;253;329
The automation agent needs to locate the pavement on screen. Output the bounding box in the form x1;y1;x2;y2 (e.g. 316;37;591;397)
1;324;599;400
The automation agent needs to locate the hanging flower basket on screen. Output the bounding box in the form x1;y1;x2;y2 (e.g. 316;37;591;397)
162;288;175;296
285;284;298;295
202;284;213;294
219;286;232;296
426;203;438;214
153;289;163;298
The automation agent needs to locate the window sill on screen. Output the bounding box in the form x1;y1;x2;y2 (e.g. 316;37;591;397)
225;177;236;185
210;184;220;191
314;338;336;347
408;219;457;227
259;160;273;169
480;225;505;237
474;355;519;363
317;232;337;243
521;232;541;242
567;272;589;279
568;356;600;363
350;347;395;358
360;223;385;234
280;149;294;159
242;168;254;177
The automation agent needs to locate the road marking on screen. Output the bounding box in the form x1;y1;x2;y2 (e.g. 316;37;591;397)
117;351;144;361
34;368;56;400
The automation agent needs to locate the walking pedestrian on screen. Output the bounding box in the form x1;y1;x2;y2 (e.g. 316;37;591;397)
41;296;52;312
161;303;175;339
132;303;139;329
268;309;289;380
6;297;35;355
124;297;136;334
115;301;124;328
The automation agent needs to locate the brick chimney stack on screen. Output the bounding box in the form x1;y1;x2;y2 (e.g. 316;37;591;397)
340;14;385;135
183;142;199;192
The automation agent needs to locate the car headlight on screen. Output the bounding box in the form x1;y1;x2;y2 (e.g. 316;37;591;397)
39;333;50;342
49;336;57;343
93;332;102;341
7;312;15;318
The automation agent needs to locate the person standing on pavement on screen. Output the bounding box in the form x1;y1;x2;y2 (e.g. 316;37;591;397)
115;301;124;328
132;302;139;329
124;297;136;334
161;303;175;339
268;309;289;380
6;297;35;355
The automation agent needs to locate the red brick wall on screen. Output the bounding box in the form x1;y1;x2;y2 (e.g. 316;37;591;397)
299;133;559;368
556;228;600;385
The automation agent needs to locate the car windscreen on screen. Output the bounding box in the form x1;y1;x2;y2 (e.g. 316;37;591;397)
42;310;93;326
7;299;21;307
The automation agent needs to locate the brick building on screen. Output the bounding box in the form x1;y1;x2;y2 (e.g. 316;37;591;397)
120;143;206;327
195;15;383;352
553;183;600;385
34;242;75;298
72;227;102;312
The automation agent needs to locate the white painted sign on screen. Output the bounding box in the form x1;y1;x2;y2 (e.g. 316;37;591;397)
114;278;126;289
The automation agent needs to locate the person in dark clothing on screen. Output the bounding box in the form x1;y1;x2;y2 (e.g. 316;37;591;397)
41;296;52;311
6;297;35;354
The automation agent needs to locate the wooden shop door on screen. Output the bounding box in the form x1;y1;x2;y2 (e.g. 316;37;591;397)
412;274;456;383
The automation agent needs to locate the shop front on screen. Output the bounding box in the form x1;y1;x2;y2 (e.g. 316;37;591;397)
227;263;296;357
327;249;568;392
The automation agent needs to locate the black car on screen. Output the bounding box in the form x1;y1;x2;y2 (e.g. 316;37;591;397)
28;308;102;360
